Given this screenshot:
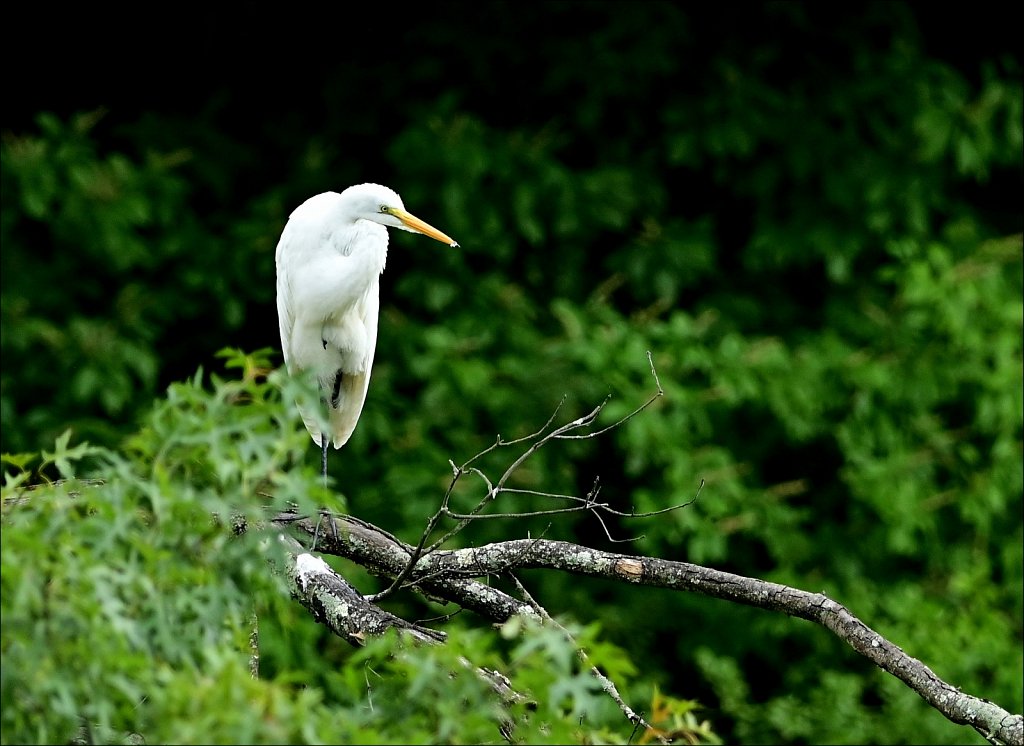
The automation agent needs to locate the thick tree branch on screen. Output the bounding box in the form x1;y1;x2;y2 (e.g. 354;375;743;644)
277;533;446;645
272;532;532;742
262;356;1023;745
423;539;1023;746
274;510;539;622
273;513;1023;746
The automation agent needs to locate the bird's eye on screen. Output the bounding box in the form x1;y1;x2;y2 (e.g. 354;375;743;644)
379;205;390;214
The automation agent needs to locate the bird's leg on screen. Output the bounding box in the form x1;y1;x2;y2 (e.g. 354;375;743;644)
310;514;324;553
306;434;328;552
321;433;329;483
320;369;343;486
314;432;342;551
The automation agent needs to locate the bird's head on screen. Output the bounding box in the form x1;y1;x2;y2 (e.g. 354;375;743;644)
341;183;458;247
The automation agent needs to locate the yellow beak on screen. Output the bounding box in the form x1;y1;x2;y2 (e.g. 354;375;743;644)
393;208;459;247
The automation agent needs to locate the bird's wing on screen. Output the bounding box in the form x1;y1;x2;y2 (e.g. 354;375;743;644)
326;288;380;449
275;231;298;373
276;221;330;446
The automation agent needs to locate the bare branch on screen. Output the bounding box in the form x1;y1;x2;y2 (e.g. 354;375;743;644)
420;353;685;547
407;538;1023;746
555;351;665;440
279;532;445;645
256;349;1023;746
275;511;538;622
266;512;1023;746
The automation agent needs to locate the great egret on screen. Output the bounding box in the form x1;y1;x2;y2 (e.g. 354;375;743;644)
275;183;458;478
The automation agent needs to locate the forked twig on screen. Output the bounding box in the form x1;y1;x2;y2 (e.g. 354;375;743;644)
369;352;690;602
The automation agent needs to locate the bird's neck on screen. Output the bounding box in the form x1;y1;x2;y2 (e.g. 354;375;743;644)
339;220;388;276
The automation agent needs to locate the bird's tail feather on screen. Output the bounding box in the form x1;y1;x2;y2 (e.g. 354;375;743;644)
298;371;370;449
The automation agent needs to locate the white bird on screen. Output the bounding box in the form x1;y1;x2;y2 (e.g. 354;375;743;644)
275;183;458;478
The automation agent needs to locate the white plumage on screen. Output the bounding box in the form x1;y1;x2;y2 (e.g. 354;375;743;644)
275;183;457;474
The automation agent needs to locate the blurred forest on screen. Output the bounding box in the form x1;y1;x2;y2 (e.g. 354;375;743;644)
2;2;1021;744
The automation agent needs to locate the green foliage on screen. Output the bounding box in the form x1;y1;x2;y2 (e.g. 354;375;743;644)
2;357;710;745
2;4;1021;744
0;114;280;454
